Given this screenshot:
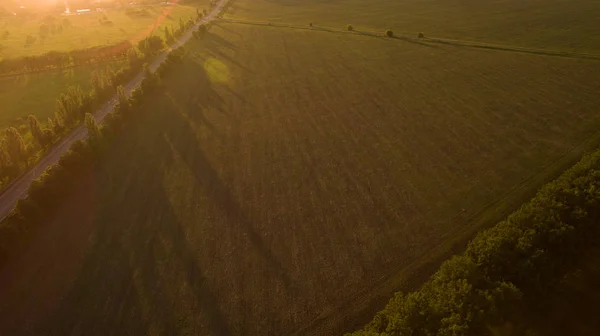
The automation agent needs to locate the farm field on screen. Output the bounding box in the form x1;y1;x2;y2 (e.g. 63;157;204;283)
0;60;123;133
224;0;600;53
0;3;209;58
2;21;600;335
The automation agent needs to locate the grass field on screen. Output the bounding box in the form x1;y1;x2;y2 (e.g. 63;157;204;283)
0;3;209;58
0;60;123;132
2;21;600;335
225;0;600;53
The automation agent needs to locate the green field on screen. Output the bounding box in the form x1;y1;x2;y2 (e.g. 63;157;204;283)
0;3;208;58
225;0;600;53
3;19;600;334
0;61;123;132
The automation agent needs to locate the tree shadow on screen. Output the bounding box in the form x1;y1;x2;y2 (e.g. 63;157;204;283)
42;121;233;335
205;30;239;51
157;91;292;290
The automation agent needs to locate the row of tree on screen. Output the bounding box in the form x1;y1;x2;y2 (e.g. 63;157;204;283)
0;41;133;75
349;149;600;335
0;44;187;268
0;29;184;187
0;12;206;181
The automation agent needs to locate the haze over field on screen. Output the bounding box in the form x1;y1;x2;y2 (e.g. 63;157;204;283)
1;0;600;335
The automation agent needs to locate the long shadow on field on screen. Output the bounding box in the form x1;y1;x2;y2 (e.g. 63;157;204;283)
205;30;239;51
43;117;233;335
213;22;242;37
162;53;291;289
161;91;292;290
43;54;292;334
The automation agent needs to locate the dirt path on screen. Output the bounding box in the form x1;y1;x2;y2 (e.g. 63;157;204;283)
0;0;229;223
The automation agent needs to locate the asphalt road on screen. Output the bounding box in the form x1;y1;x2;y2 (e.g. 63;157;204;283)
0;0;228;223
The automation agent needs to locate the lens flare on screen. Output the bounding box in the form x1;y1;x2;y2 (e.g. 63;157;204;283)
203;58;230;84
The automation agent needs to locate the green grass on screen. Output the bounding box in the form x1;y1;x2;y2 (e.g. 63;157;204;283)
3;22;600;335
0;61;124;132
0;3;209;58
224;0;600;53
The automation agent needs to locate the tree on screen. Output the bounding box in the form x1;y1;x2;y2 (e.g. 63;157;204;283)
385;29;394;37
53;110;65;132
90;70;103;94
55;86;85;125
137;36;164;55
84;113;101;141
164;26;174;44
115;85;130;115
5;127;27;164
179;18;185;35
27;115;46;147
0;139;11;170
346;24;354;31
126;47;142;70
105;65;116;88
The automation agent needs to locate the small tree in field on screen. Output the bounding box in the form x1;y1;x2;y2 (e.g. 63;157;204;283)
418;32;425;39
309;22;313;27
385;29;394;37
346;24;353;31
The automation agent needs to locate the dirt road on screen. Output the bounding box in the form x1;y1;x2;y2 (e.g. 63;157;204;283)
0;0;228;223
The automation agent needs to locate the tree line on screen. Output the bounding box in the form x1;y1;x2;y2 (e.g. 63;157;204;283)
348;148;600;335
0;43;187;268
0;41;132;75
0;18;203;188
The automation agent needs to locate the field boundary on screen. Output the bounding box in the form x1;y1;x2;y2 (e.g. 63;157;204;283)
218;18;600;61
0;56;127;79
294;125;600;335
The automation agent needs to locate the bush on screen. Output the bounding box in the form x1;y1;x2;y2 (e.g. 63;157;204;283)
418;32;425;39
309;22;313;27
385;29;394;37
346;24;353;31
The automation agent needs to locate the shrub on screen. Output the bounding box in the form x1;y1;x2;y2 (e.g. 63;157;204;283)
418;32;425;39
309;22;313;27
385;29;394;37
346;24;353;31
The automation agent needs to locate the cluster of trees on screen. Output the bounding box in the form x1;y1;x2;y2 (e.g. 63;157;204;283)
350;150;600;335
0;41;133;75
0;117;57;183
0;45;186;268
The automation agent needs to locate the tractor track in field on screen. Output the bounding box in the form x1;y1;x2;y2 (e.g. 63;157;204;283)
219;18;600;61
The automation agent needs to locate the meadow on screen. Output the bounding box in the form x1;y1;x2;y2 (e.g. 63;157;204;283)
0;3;208;58
2;20;600;335
225;0;600;53
0;61;123;132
